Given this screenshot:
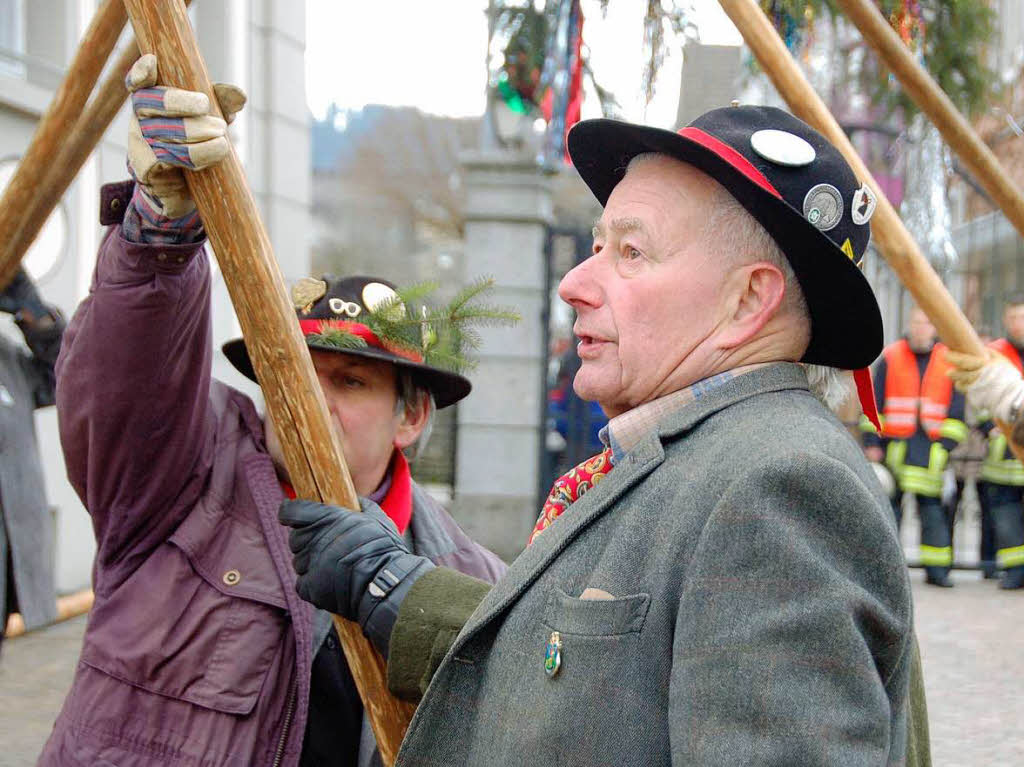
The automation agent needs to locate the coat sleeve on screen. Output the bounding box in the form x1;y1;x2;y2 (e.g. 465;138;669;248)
12;310;65;409
55;226;214;588
668;451;913;766
386;567;492;702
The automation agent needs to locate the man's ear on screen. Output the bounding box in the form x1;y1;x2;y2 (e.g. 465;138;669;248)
716;262;787;349
394;392;430;450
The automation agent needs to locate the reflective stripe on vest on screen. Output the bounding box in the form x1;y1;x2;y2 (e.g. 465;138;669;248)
881;340;954;441
888;441;948;497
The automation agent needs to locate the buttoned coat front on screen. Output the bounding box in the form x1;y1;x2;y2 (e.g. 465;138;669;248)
396;364;914;767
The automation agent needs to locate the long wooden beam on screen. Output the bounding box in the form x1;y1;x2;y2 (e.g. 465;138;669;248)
121;2;414;764
717;0;1024;462
837;0;1024;243
0;0;127;289
3;589;94;639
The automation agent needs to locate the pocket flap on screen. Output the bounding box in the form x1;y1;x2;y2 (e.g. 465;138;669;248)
544;587;650;636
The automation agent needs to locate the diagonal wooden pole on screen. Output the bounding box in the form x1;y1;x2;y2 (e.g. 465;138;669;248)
837;0;1024;243
0;0;127;290
716;0;1024;461
121;2;414;764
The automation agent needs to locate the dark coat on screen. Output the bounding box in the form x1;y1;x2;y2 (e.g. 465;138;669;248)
40;229;503;767
394;365;914;766
0;313;62;631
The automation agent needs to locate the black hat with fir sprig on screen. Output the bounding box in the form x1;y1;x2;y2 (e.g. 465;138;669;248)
222;275;519;409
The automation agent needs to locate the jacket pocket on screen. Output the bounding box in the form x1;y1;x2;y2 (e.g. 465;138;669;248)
543;587;650;636
81;530;287;716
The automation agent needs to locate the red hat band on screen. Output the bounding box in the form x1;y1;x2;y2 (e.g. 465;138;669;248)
676;127;783;200
298;319;424;364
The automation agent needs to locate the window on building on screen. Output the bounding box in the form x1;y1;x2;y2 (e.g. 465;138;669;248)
0;0;25;79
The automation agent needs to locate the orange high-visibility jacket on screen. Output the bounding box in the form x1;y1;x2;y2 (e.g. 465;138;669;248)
880;339;953;441
989;337;1024;374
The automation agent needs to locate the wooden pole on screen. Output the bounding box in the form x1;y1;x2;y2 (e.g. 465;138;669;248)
837;0;1024;243
3;589;94;639
0;0;127;290
718;0;1024;459
121;2;414;763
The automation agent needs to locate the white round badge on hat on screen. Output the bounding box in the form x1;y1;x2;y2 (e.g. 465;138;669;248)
750;129;816;167
362;282;405;319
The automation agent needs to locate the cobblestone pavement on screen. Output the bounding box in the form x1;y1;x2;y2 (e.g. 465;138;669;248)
1;571;1021;765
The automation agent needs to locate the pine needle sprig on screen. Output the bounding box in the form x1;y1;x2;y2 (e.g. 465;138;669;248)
306;326;370;351
319;276;520;374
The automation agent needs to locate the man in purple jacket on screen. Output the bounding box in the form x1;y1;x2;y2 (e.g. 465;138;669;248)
40;55;505;767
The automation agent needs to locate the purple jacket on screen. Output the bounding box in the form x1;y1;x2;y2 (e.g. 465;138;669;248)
40;228;505;766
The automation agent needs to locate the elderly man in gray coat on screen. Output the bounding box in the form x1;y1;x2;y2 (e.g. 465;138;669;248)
0;269;62;651
281;106;915;766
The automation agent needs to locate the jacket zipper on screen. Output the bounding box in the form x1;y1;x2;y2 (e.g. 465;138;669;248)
272;680;298;767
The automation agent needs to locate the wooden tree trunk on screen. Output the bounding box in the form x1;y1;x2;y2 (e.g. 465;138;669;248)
0;0;127;289
717;0;1024;458
122;2;415;763
837;0;1024;243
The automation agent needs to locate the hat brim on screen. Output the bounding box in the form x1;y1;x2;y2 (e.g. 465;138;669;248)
567;119;883;369
222;338;472;410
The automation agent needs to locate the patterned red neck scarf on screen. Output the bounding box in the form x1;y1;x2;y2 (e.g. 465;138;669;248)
279;449;414;535
529;447;614;545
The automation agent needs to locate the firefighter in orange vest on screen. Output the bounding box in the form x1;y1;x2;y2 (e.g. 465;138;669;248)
960;295;1024;590
863;307;968;587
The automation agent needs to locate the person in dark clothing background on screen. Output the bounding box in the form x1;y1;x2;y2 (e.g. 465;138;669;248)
0;268;64;651
863;306;967;587
973;294;1024;589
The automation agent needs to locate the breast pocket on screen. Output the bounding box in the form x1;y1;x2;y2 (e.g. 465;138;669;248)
82;524;287;715
539;587;650;686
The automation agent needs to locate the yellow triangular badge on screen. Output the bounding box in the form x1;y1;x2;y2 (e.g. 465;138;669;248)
840;238;856;261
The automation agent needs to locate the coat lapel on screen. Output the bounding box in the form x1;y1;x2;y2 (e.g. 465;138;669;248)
454;436;664;646
453;363;811;649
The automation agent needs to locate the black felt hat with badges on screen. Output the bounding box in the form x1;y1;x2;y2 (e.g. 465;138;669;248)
222;275;472;409
567;105;883;369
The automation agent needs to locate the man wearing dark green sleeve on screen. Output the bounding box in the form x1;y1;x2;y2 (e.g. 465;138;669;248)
282;105;921;766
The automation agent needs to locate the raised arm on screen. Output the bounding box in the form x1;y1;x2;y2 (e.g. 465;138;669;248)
0;268;65;408
55;54;244;584
57;226;214;578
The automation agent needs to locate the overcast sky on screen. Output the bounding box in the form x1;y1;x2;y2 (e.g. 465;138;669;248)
304;1;742;127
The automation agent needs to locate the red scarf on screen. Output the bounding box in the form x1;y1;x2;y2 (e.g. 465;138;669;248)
280;449;414;535
529;447;614;544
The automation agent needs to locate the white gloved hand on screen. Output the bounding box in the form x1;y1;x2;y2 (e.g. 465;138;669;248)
947;348;1024;422
126;54;246;219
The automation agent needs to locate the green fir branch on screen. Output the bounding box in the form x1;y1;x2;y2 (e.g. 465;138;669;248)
306;327;369;351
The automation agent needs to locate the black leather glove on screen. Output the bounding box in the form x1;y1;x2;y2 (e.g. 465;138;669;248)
279;498;435;657
0;269;49;320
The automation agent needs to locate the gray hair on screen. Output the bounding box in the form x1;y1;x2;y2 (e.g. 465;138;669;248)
626;153;852;411
395;369;435;459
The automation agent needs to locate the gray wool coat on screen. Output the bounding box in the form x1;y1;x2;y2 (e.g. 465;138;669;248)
395;364;914;767
0;316;62;632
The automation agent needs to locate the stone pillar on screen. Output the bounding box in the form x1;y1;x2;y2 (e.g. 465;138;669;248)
450;150;553;562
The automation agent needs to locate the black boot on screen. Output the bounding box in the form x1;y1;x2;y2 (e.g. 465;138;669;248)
925;567;953;587
999;566;1024;590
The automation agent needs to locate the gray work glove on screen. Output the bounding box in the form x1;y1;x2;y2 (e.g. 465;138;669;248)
279;498;435;657
0;269;49;320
